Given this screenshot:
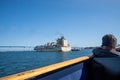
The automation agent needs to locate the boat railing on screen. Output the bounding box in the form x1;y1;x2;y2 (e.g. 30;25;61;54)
0;56;90;80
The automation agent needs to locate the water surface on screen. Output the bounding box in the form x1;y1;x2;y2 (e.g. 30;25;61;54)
0;49;92;77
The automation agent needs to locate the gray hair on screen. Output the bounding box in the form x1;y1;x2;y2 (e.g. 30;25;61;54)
102;34;117;48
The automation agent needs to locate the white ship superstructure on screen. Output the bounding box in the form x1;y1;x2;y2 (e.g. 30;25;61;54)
34;36;71;52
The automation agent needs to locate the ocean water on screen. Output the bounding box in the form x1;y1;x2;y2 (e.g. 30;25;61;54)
0;49;92;78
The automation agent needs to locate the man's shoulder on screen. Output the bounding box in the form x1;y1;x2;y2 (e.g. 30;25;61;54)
93;47;118;57
92;47;102;53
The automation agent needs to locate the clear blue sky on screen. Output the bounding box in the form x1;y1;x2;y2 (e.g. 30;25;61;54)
0;0;120;47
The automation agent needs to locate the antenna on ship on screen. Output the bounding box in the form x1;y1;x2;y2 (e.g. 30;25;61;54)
55;32;64;39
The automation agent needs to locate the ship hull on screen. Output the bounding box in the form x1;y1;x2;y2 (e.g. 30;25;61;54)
35;47;71;52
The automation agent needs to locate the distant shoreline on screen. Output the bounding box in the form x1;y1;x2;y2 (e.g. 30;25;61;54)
0;46;33;48
0;46;34;52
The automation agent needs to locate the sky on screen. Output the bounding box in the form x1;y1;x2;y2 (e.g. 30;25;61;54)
0;0;120;47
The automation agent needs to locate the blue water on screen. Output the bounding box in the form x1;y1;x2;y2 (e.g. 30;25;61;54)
0;49;92;78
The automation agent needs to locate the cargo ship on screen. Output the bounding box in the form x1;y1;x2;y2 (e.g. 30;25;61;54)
34;36;71;52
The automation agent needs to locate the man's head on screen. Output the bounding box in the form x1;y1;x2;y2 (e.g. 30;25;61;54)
102;34;117;49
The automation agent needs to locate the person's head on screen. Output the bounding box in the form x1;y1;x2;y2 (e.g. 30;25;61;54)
102;34;117;49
